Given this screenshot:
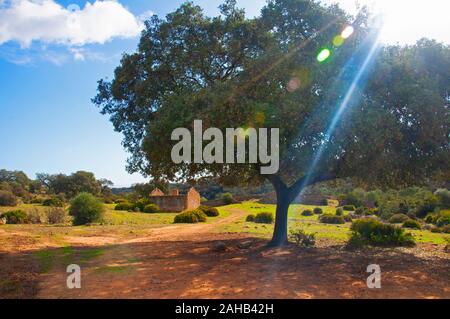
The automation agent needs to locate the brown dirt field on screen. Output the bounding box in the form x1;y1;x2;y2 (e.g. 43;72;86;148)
0;209;449;299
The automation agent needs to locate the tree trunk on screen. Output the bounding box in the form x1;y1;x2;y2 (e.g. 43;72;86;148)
268;187;291;247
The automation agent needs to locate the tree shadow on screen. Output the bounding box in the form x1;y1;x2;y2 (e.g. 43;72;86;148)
0;237;449;299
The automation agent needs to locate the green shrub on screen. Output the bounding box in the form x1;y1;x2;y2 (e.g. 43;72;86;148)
389;213;410;224
174;209;207;223
246;214;256;222
199;205;219;217
0;210;28;224
143;204;159;214
343;214;353;222
343;205;355;211
424;213;438;224
46;208;67;224
349;219;415;247
436;210;450;227
69;193;104;226
255;212;274;224
402;219;421;229
355;207;365;215
222;193;234;205
289;229;316;247
321;199;329;206
30;197;44;204
301;209;313;216
313;207;323;215
42;197;64;207
114;202;134;211
435;189;450;208
336;207;344;216
0;190;18;206
320;214;345;224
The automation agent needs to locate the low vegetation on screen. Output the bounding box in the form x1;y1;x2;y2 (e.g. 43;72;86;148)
69;193;104;226
174;209;207;223
319;214;345;224
199;205;219;217
254;212;274;224
348;219;415;248
289;229;316;247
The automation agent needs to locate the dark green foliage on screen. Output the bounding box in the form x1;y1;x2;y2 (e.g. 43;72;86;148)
199;205;219;217
114;202;134;211
246;214;256;222
313;207;323;215
69;192;104;226
319;214;345;224
42;197;64;207
174;209;207;223
436;213;450;227
46;208;67;224
343;214;353;222
143;204;160;214
255;212;274;224
349;219;415;247
402;219;421;229
335;207;344;216
415;195;439;218
355;207;365;215
289;229;316;247
435;189;450;208
222;193;234;205
0;210;28;224
301;209;313;216
0;190;18;206
424;213;438;224
343;205;355;211
389;213;410;224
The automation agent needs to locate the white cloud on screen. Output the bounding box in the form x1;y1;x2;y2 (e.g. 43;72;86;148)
0;0;143;47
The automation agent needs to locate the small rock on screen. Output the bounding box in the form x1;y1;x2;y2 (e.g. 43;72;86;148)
237;241;252;249
212;241;228;252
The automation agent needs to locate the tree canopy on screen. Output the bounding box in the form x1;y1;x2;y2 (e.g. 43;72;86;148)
93;0;450;245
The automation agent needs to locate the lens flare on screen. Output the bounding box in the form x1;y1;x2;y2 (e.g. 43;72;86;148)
317;49;331;62
341;26;354;39
333;35;344;47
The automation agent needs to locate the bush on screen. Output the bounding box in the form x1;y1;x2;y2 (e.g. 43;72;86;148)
343;205;356;211
174;209;207;223
424;213;438;224
301;209;313;216
199;205;219;217
336;207;344;216
0;210;28;224
42;197;64;207
69;193;104;226
289;229;316;247
143;204;160;214
389;213;410;224
114;202;134;211
402;219;421;229
349;219;415;247
222;193;234;205
435;189;450;208
0;190;18;206
319;214;345;224
27;209;44;224
30;197;44;204
436;215;450;227
255;212;274;224
46;208;67;224
343;214;353;222
313;207;323;215
246;214;256;222
355;207;365;215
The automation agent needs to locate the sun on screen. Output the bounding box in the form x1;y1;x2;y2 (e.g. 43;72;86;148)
338;0;450;44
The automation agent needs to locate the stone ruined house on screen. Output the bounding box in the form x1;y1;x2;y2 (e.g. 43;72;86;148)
149;187;200;212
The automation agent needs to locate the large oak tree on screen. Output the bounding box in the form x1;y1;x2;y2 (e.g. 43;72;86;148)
93;0;450;245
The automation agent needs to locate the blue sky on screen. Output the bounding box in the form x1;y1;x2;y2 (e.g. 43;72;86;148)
0;0;449;186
